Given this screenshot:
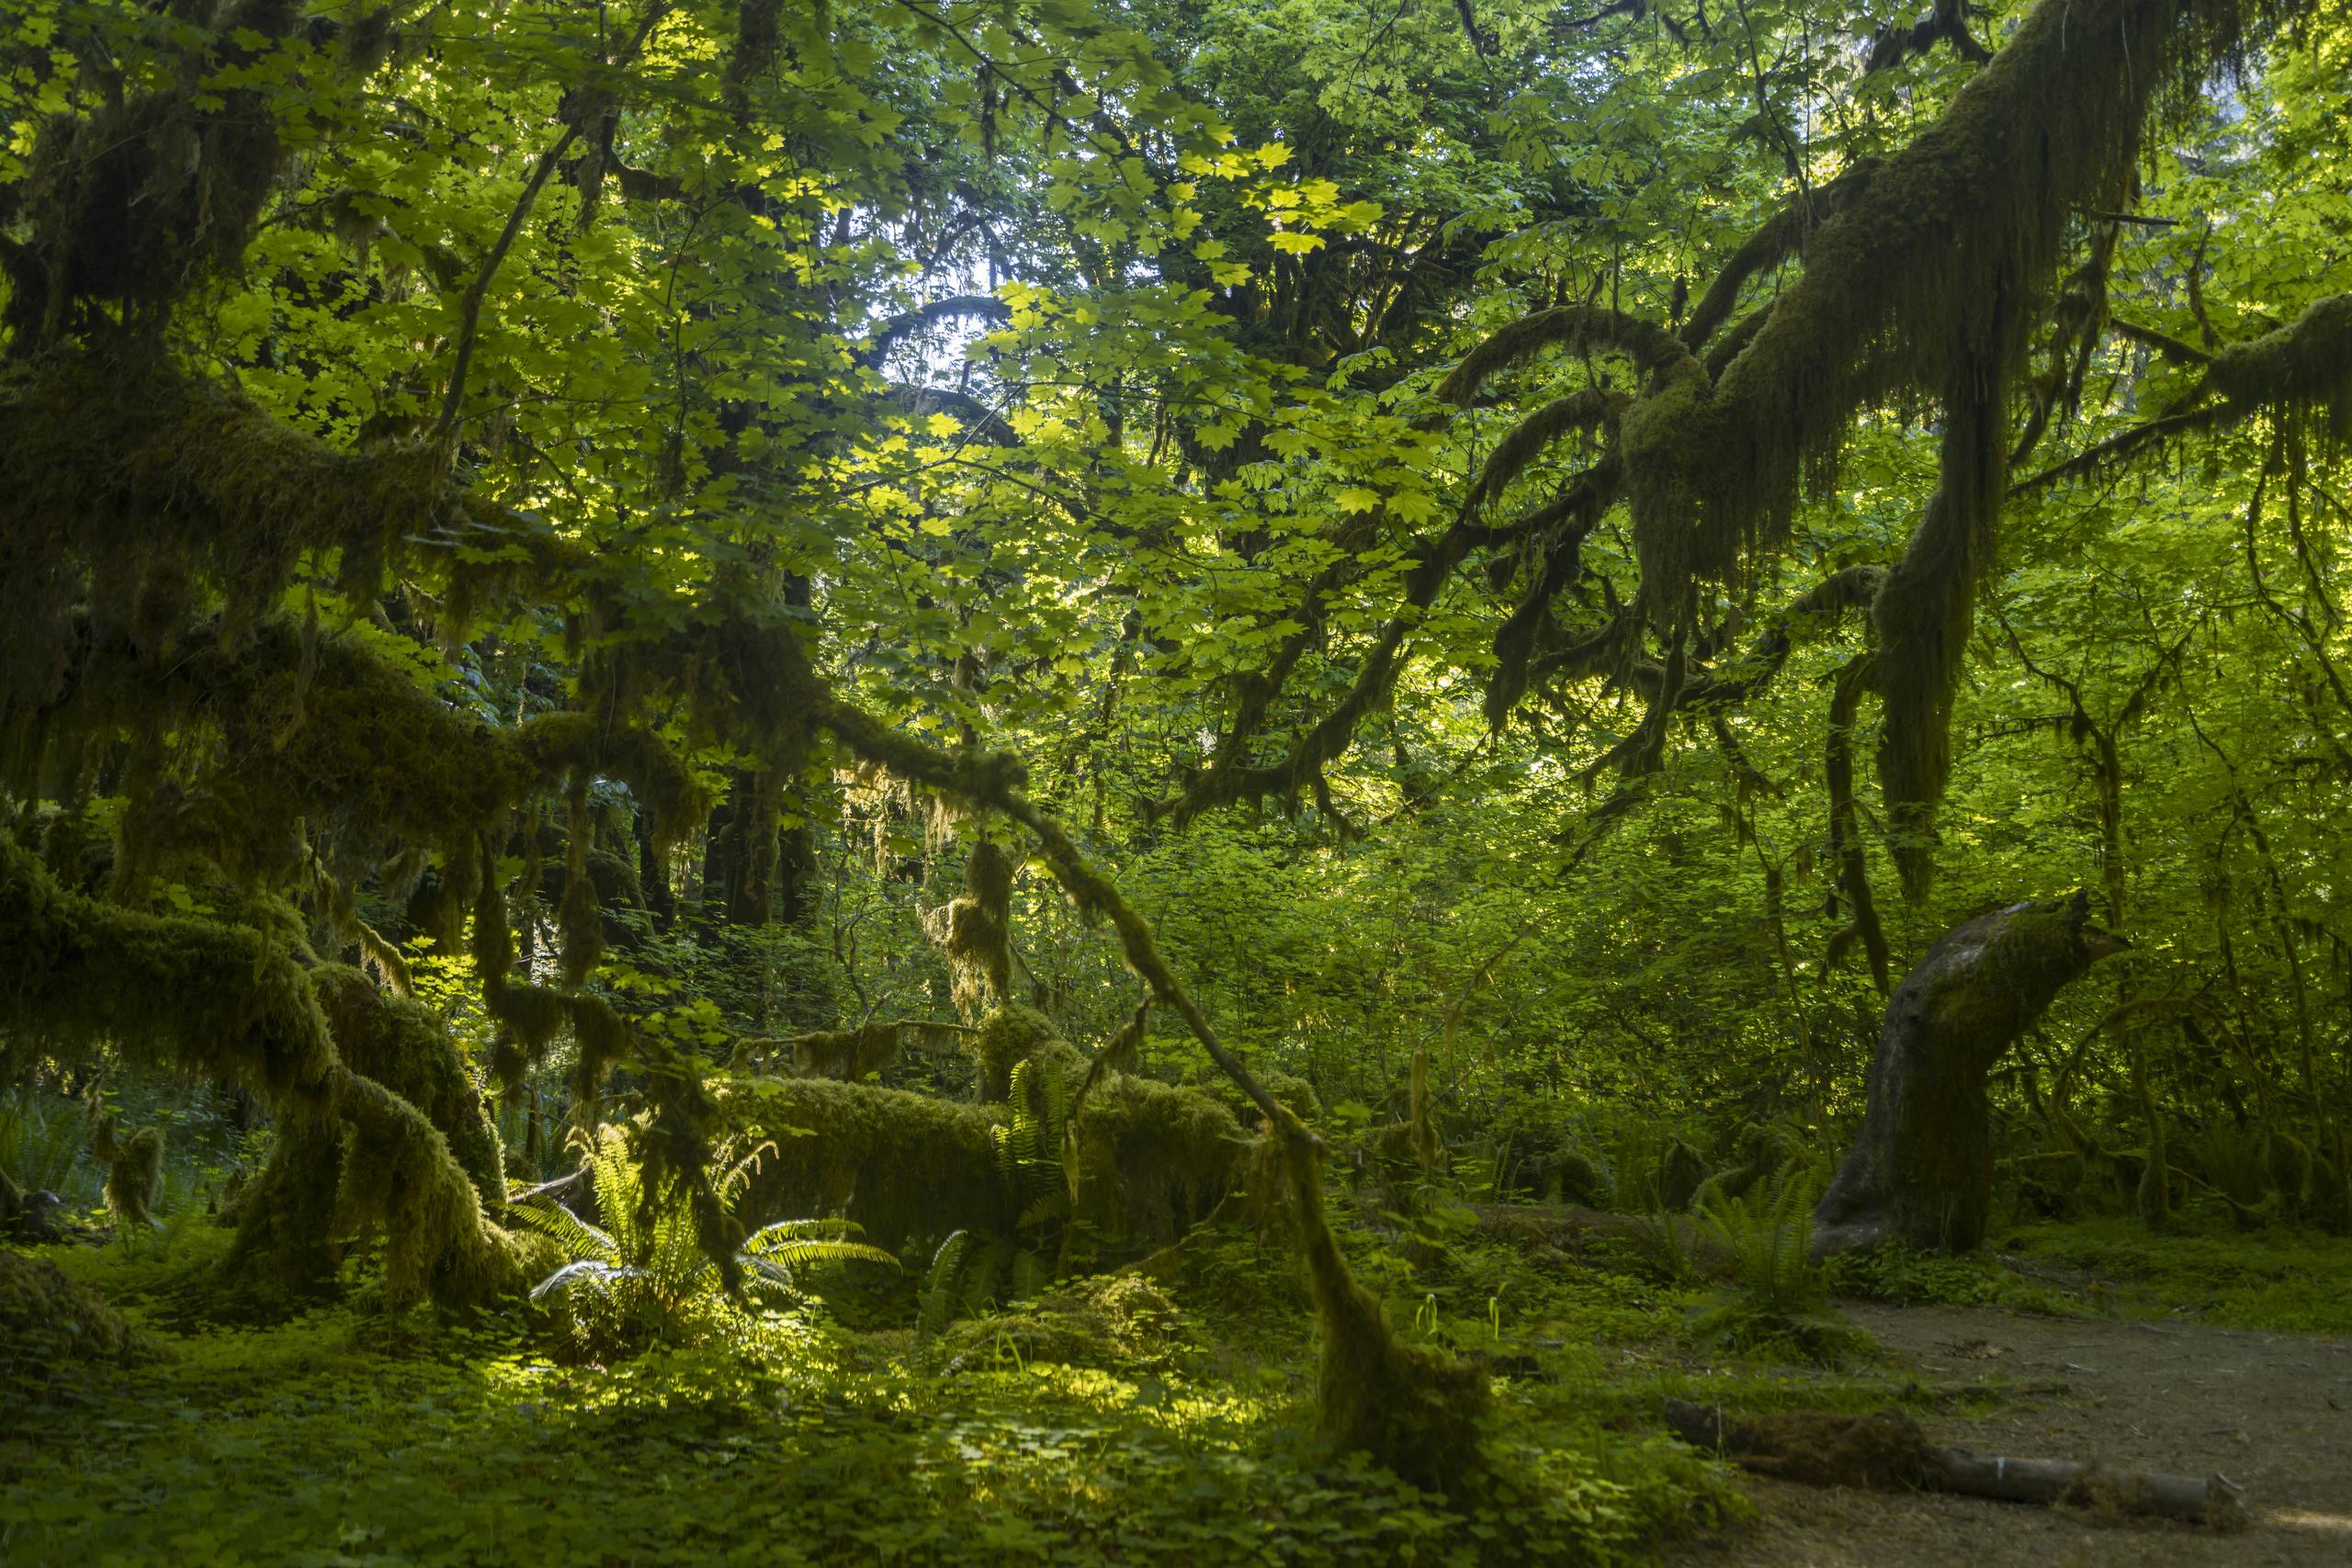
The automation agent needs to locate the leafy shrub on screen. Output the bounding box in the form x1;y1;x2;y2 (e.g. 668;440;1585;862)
514;1123;895;1359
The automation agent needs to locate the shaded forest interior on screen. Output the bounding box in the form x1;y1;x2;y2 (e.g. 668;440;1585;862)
2;0;2348;1562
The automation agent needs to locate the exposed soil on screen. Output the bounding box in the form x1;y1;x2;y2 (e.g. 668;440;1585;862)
1670;1302;2352;1567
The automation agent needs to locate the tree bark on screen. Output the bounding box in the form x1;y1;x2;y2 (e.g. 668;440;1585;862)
1815;893;2127;1254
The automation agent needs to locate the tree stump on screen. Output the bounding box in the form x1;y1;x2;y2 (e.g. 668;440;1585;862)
1815;892;2127;1254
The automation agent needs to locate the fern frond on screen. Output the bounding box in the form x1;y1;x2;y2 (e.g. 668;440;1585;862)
918;1230;976;1348
530;1259;644;1303
510;1199;621;1267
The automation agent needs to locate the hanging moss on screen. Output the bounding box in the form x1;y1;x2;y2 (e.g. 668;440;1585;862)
0;361;453;682
938;839;1014;1012
728;1077;1011;1250
1069;1075;1242;1244
2;0;315;352
2206;291;2352;443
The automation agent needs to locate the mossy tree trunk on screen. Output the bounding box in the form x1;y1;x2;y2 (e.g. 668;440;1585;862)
1815;893;2127;1255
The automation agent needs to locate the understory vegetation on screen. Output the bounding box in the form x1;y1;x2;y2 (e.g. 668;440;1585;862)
3;0;2348;1560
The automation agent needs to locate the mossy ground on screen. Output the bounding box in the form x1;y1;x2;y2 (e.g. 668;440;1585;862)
9;1208;2349;1565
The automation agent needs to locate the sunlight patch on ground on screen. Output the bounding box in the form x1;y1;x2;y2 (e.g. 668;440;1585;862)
2271;1508;2352;1536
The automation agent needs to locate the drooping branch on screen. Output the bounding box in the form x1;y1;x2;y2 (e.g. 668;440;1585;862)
2015;290;2352;494
1871;276;2020;899
0;839;555;1308
817;700;1490;1489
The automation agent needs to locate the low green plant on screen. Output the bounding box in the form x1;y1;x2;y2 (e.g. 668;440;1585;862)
1624;1206;1696;1285
1824;1245;2086;1314
914;1058;1072;1356
2180;1120;2272;1217
1684;1163;1869;1363
514;1122;896;1359
1;1089;95;1206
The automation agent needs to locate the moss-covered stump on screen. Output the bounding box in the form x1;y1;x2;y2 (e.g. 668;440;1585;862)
1;1251;163;1387
1816;894;2128;1255
729;1077;1011;1249
101;1124;165;1230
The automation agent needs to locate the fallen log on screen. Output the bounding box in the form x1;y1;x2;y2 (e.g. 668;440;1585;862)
1660;1398;2248;1529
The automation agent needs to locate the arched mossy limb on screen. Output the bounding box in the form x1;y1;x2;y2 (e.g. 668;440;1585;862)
820;705;1493;1493
1283;1137;1490;1492
0;839;551;1309
1815;893;2129;1256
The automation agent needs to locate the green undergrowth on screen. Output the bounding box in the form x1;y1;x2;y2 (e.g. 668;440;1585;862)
31;1210;2337;1565
3;1222;1745;1568
1824;1245;2089;1317
1996;1217;2352;1333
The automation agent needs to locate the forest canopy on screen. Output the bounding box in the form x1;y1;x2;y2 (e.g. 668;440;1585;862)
2;0;2348;1559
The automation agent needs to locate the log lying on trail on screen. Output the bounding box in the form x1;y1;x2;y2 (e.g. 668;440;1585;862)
1660;1399;2248;1529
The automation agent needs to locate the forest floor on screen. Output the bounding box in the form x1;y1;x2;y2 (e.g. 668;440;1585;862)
1676;1299;2352;1567
6;1213;2349;1565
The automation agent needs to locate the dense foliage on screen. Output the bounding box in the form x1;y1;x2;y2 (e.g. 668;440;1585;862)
3;0;2348;1558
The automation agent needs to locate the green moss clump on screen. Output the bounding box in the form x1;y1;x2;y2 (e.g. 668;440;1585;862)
971;1005;1082;1103
1657;1139;1709;1213
0;1251;163;1385
934;1272;1186;1374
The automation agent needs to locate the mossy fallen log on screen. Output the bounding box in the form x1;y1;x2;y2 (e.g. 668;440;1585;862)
1661;1399;2248;1528
728;1077;1012;1249
1069;1074;1241;1243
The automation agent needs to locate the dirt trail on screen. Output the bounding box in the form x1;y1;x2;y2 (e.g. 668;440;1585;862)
1669;1302;2352;1567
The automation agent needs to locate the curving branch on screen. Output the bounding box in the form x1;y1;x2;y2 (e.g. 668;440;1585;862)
859;294;1013;369
1679;162;1880;353
1437;306;1694;407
